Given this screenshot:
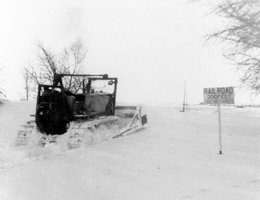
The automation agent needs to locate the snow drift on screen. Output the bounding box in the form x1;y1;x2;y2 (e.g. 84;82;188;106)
0;101;259;200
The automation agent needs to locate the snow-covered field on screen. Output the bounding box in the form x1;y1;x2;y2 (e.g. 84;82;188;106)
0;101;259;200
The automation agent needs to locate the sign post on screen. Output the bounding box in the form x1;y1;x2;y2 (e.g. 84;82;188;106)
203;87;234;155
217;103;222;154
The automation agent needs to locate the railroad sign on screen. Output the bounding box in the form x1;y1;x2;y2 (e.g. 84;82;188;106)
203;86;235;155
203;87;234;104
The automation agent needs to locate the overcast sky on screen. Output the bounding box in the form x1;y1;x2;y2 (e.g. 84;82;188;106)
0;0;259;105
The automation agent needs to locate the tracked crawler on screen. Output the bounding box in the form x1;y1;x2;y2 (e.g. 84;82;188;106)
16;73;147;149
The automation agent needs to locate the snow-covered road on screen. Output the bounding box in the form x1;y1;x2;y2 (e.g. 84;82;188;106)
0;101;259;200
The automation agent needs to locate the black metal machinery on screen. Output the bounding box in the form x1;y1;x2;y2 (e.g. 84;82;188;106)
35;73;118;135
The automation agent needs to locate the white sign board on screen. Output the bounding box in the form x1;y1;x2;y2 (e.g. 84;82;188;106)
203;87;234;104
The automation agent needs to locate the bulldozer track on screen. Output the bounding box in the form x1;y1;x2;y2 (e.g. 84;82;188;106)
16;121;36;146
15;105;148;150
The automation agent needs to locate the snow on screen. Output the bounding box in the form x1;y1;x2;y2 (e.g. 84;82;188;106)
0;101;35;147
0;101;259;200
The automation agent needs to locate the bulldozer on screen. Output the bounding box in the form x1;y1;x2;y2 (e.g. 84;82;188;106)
16;73;148;149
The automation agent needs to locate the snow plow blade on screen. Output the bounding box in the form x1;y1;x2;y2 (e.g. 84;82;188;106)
113;105;148;138
68;104;148;149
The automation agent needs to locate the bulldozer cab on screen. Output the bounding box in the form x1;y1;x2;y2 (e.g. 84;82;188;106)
35;74;118;135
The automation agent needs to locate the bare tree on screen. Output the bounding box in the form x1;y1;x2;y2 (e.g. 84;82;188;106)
0;68;5;100
37;43;57;84
24;39;87;99
59;39;87;92
23;64;38;100
23;67;31;101
205;0;260;93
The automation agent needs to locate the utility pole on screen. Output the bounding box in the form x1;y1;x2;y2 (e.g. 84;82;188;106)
182;80;186;112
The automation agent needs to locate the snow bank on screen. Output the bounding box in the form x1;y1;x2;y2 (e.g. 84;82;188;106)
0;101;259;200
0;101;35;147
